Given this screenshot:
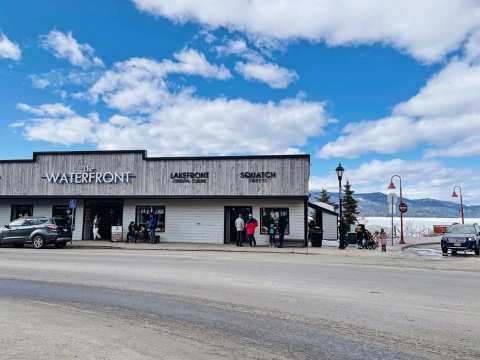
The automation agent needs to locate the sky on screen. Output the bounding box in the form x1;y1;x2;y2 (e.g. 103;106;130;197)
1;0;480;203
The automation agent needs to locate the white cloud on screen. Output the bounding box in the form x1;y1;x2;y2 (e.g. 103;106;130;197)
131;0;480;63
319;47;480;159
93;97;328;155
40;30;103;68
87;48;230;112
0;33;21;60
13;96;329;156
16;103;75;117
310;159;480;203
235;61;298;89
215;39;263;62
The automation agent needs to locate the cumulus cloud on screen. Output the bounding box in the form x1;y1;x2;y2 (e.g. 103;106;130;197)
310;159;480;202
40;30;104;68
86;48;231;111
235;61;298;89
15;103;98;145
13;96;329;156
16;103;75;117
131;0;480;63
0;33;21;60
319;46;480;158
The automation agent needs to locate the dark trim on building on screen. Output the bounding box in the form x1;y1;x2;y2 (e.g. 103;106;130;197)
0;195;309;200
0;150;310;163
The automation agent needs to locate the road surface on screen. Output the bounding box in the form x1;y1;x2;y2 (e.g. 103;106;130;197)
0;247;479;359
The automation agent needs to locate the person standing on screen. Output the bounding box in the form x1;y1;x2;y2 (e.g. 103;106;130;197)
148;212;158;244
277;215;288;248
268;222;276;247
379;228;388;252
92;215;101;240
234;214;245;247
126;221;136;243
245;214;258;247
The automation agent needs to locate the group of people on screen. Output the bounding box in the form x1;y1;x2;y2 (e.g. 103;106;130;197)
234;213;288;248
355;224;388;252
126;212;159;244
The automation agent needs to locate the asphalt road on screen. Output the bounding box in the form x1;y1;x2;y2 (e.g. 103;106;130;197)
0;247;479;359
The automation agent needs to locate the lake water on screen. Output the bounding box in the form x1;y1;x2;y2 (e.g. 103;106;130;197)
359;217;480;236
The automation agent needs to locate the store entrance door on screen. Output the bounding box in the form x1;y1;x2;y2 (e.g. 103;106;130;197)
83;200;123;240
224;206;252;244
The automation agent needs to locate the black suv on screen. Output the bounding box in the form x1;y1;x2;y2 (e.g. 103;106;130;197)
0;216;71;249
441;223;480;256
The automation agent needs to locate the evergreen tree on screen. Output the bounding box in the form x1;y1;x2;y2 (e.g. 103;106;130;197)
316;189;338;210
316;189;332;205
342;181;359;226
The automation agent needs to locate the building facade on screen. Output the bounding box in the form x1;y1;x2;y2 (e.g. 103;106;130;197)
0;151;310;245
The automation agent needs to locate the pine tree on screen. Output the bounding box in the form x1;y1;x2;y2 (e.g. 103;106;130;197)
342;181;359;226
316;189;338;210
316;189;332;205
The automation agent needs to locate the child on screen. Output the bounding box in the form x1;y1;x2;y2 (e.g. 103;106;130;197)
379;228;388;252
268;222;276;247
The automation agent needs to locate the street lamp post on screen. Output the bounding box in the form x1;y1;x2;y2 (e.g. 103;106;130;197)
388;175;405;245
336;163;345;249
451;186;465;224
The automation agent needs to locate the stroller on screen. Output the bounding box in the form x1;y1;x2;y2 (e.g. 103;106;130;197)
364;230;378;250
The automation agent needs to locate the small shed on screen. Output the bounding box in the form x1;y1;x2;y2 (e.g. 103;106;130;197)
308;201;339;241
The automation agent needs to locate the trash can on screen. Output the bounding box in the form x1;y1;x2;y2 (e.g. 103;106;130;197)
309;226;323;247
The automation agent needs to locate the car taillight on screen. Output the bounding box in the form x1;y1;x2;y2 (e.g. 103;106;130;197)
47;224;59;231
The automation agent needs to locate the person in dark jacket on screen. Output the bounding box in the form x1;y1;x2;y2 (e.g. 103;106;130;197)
277;215;288;248
148;213;158;244
126;221;136;243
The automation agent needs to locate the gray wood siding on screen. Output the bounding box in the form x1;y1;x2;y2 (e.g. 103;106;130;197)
0;152;309;197
122;199;305;244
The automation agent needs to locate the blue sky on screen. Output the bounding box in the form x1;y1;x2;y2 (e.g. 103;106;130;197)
1;0;480;202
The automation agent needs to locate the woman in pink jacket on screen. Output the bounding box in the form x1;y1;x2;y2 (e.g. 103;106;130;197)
379;228;388;252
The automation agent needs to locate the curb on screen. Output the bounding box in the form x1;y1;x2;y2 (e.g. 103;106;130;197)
401;242;440;251
67;244;311;255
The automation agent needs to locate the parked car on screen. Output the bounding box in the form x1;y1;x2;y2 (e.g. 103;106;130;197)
441;223;480;256
0;216;71;249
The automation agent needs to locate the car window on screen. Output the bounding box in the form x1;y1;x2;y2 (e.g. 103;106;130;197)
447;225;476;234
35;218;48;225
24;219;36;226
9;218;25;227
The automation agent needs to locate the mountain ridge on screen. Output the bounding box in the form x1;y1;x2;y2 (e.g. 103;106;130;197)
310;191;480;218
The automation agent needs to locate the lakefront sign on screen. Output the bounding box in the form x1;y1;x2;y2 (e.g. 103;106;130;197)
42;166;135;184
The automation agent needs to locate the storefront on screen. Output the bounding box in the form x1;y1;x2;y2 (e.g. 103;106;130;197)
0;150;311;245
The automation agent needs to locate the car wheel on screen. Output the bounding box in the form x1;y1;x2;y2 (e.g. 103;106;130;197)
55;241;66;249
32;235;45;249
442;247;448;256
475;248;480;256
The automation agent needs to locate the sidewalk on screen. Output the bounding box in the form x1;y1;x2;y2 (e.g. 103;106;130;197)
68;236;440;255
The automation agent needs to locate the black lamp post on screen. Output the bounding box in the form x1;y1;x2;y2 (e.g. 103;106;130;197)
336;163;345;249
451;186;465;224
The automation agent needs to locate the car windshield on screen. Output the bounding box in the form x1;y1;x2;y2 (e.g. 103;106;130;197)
446;225;476;234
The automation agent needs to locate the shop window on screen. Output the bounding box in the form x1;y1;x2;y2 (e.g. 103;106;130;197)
135;206;165;232
11;204;33;221
260;208;290;235
52;205;74;231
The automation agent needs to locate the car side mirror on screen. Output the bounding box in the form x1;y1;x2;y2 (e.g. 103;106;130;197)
4;224;9;229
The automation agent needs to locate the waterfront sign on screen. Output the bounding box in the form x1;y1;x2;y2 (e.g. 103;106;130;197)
42;166;135;184
170;172;209;184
